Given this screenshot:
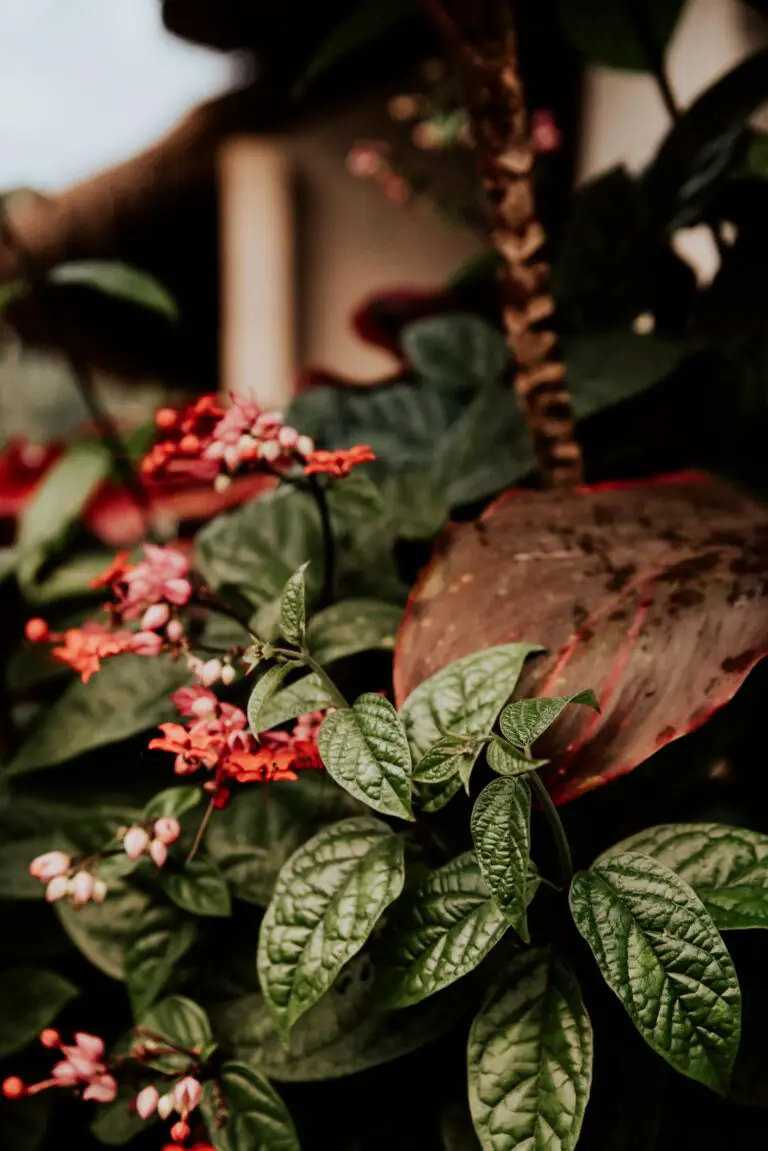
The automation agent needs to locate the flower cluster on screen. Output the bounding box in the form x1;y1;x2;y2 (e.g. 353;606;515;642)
136;1076;202;1144
121;816;181;868
150;686;326;808
30;851;108;908
24;618;135;684
2;1031;116;1103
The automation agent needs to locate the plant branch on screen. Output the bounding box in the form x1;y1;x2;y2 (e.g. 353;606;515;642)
528;769;573;889
187;797;215;863
422;0;583;488
307;474;336;607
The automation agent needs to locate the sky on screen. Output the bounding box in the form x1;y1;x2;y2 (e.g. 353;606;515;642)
0;0;234;191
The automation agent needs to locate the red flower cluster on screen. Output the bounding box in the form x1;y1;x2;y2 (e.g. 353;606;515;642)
25;619;135;683
140;393;375;487
150;686;326;807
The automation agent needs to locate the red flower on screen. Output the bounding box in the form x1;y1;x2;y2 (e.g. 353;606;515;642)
148;723;222;774
89;551;132;590
222;748;300;783
304;445;376;478
51;623;133;683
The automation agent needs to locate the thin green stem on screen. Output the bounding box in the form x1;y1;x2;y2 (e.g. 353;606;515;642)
528;770;573;890
303;653;349;708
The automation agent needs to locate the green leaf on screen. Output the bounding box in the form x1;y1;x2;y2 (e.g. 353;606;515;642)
162;860;232;918
196;487;322;610
569;852;741;1093
248;663;302;735
417;774;464;813
143;786;202;822
0;281;24;311
597;822;768;931
124;903;198;1018
280;563;309;644
0;969;78;1057
412;735;480;784
258;672;337;732
258;817;405;1039
471;778;532;940
567;331;690;418
306;599;401;664
402;314;509;393
499;690;599;750
0;1095;50;1151
557;0;685;71
17;443;111;554
48;261;177;319
204;1062;300;1151
318;694;413;820
139;995;214;1073
468;949;593;1151
486;740;546;777
376;852;508;1008
400;644;543;763
380;466;449;540
57;879;151;980
7;654;191;775
301;0;412;87
90;1092;151;1146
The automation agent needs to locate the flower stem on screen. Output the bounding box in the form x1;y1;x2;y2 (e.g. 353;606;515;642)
527;769;573;890
307;474;335;607
187;798;215;863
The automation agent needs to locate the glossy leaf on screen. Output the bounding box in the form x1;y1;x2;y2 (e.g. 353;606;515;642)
258;817;405;1039
248;663;302;736
0;969;78;1058
162;860;232;918
48;260;178;318
570;852;741;1093
139;995;214;1073
471;778;532;939
412;735;481;784
395;475;768;803
307;599;401;665
143;787;202;822
258;672;337;732
486;741;546;778
599;822;768;930
8;654;190;774
204;1062;300;1151
402;313;509;392
499;692;599;751
124;903;197;1018
280;563;309;644
90;1092;150;1146
468;949;593;1151
558;0;684;71
57;879;151;980
376;852;508;1008
318;693;413;820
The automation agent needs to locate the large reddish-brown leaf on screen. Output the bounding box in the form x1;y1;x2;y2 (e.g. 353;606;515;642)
394;473;768;804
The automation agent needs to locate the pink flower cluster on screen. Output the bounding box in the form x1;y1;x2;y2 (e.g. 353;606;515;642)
136;1075;203;1144
30;851;107;908
121;816;181;868
2;1031;116;1103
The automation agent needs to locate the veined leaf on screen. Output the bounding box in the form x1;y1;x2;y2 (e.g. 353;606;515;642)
598;822;768;930
499;691;599;751
139;995;214;1073
143;787;201;822
412;735;481;784
0;969;78;1058
161;860;232;918
377;852;508;1008
248;663;302;735
57;879;151;980
203;1062;299;1151
570;852;741;1093
307;599;401;664
468;949;593;1151
402;313;509;392
258;818;404;1039
280;563;309;644
471;779;532;940
124;903;197;1018
487;741;546;777
318;693;413;820
258;673;337;732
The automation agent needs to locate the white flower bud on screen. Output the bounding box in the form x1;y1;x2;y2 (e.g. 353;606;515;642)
157;1092;175;1120
92;878;108;904
135;1084;160;1119
149;839;168;868
123;827;150;860
296;435;314;459
70;871;95;906
45;875;69;902
220;664;236;686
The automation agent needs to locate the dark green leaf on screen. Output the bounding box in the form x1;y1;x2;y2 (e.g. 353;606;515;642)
376;852;508;1007
301;0;412;87
204;1062;300;1151
8;654;191;775
468;949;593;1151
306;599;401;664
402;314;509;392
0;969;78;1057
380;466;449;540
90;1091;151;1146
48;261;177;318
471;778;532;940
248;663;302;735
598;822;768;930
57;878;151;980
258;673;337;732
318;693;413;821
0;1095;50;1151
124;903;198;1018
486;740;546;777
412;735;480;784
557;0;684;70
570;852;741;1093
499;691;599;750
567;331;690;418
162;860;232;918
258;817;405;1038
139;995;214;1073
143;787;202;822
417;774;464;813
280;563;309;644
17;443;111;555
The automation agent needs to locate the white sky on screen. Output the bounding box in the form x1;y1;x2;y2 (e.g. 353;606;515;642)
0;0;234;191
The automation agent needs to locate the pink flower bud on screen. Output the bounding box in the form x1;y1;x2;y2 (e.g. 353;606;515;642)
296;435;314;459
260;439;280;462
74;1033;105;1060
25;618;49;642
123;827;150;860
164;577;192;606
70;871;95;906
189;693;216;717
30;851;71;882
173;1076;202;1113
39;1029;60;1049
131;631;163;657
153;817;181;845
92;879;108;904
157;1093;175;1120
83;1074;118;1103
171;1120;190;1143
136;1084;160;1119
278;425;299;449
2;1076;26;1099
199;659;222;687
166;618;184;644
46;875;69;903
220;664;236;686
149;839;168;868
141;603;170;631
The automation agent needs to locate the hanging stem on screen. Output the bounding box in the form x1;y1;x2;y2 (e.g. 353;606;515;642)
422;0;583;488
528;769;573;889
187;797;216;863
306;474;336;607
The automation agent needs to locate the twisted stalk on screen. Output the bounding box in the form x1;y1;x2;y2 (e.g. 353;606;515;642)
422;0;583;488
